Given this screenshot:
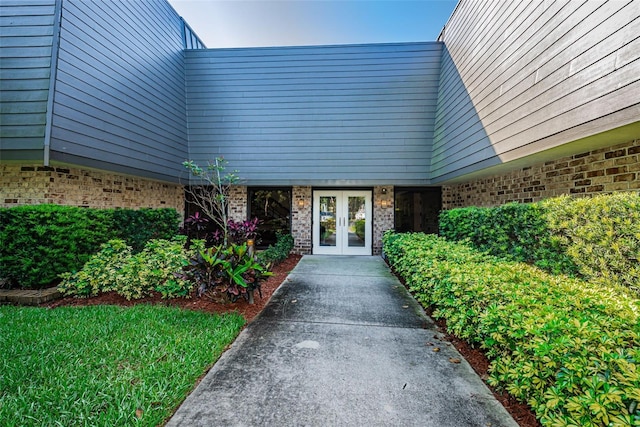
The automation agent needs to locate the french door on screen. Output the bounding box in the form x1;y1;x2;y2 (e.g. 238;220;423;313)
312;190;372;255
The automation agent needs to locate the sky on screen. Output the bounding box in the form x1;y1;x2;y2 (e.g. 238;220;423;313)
168;0;459;49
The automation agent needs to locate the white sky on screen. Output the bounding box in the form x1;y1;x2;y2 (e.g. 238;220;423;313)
168;0;459;48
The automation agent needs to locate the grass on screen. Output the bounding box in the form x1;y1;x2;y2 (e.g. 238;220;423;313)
0;304;245;426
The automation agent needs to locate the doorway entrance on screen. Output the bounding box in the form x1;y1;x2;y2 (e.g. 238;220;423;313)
312;190;372;255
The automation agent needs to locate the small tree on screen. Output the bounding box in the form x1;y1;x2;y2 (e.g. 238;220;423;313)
183;157;240;247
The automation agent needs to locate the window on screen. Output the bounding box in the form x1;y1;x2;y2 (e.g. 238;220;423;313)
248;188;292;248
394;187;442;234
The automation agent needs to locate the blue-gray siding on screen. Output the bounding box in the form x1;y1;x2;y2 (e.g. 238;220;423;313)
185;42;441;185
0;0;56;159
48;0;188;182
432;0;640;182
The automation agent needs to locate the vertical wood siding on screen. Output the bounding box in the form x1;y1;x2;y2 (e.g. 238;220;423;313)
0;0;56;158
433;0;640;182
185;43;441;185
48;0;188;182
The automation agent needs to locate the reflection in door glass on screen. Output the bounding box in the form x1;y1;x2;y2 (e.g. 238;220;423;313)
348;196;366;247
319;196;337;247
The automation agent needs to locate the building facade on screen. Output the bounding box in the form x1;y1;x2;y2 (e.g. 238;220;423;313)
1;0;638;254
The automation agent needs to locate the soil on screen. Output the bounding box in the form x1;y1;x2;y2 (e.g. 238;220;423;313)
44;253;540;426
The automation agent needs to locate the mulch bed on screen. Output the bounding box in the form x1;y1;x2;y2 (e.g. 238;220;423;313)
44;254;302;324
44;253;539;426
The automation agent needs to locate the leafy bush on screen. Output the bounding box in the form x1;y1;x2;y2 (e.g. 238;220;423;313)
58;240;131;297
111;208;180;252
0;205;180;289
384;231;640;427
0;205;111;288
258;232;294;266
228;217;260;244
439;202;576;275
59;236;194;300
439;192;640;293
542;193;640;294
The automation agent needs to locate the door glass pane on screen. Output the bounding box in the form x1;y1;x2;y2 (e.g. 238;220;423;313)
347;196;366;247
319;196;337;247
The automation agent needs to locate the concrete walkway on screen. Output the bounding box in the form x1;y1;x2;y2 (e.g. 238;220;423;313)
167;256;518;427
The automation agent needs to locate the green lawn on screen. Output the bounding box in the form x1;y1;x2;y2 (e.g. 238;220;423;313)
0;304;245;426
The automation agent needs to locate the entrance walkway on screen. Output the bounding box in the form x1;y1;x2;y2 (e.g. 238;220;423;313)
166;256;518;427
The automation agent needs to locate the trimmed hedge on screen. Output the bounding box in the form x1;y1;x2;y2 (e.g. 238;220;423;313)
542;193;640;294
0;205;180;288
384;231;640;427
439;192;640;294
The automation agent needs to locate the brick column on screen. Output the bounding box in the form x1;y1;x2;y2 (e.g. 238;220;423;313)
291;186;312;254
228;185;247;222
373;186;394;255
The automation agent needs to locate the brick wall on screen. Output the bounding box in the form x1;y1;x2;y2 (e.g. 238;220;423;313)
291;186;312;254
373;186;394;255
0;164;184;212
442;139;640;209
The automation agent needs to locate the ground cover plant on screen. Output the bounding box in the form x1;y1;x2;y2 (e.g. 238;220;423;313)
384;231;640;427
58;236;196;300
0;304;245;427
439;192;640;294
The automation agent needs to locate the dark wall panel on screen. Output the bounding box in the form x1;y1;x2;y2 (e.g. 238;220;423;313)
185;42;441;185
0;0;55;158
48;0;188;182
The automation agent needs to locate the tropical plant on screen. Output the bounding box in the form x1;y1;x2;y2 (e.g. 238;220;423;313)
228;217;261;244
181;242;272;304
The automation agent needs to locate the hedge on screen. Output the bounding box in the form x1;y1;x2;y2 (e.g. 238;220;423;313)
384;231;640;427
439;192;640;294
0;205;180;289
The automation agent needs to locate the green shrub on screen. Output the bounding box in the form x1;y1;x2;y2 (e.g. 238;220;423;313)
384;231;640;427
543;193;640;294
59;236;194;300
258;232;294;266
0;205;180;289
111;208;180;252
439;192;640;293
439;202;576;275
0;205;112;288
58;239;131;297
183;242;272;303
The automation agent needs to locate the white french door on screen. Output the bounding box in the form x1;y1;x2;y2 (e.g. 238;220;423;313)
312;190;372;255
